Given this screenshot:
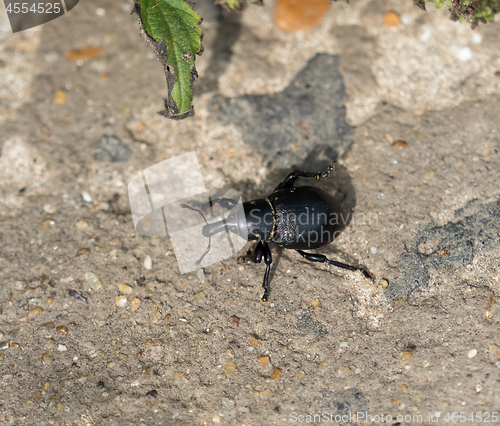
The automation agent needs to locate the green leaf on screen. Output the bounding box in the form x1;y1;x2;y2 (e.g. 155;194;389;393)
215;0;243;10
134;0;203;119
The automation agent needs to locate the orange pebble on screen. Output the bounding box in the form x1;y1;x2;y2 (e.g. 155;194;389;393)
274;0;330;33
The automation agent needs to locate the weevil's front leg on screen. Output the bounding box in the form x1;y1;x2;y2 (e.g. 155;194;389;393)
274;161;335;191
254;241;273;302
296;249;373;280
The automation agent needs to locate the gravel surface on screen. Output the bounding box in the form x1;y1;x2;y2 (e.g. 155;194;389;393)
0;0;500;424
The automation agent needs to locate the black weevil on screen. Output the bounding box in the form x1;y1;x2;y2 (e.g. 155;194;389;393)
182;162;373;302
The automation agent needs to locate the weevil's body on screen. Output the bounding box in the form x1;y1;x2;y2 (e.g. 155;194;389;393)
189;163;372;302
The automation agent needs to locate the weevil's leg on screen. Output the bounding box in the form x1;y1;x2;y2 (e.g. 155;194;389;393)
274;161;335;191
296;249;373;280
254;241;273;302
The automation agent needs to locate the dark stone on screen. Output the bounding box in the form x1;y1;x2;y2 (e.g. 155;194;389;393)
311;388;369;414
93;135;131;163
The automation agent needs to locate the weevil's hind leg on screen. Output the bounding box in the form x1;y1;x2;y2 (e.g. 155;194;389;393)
253;241;273;302
274;161;335;191
296;249;374;281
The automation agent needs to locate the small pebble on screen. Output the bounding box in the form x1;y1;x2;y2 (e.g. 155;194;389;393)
56;326;69;335
41;353;54;365
212;415;221;424
401;351;413;361
85;272;103;291
197;269;205;284
269;368;282;379
108;237;121;246
225;348;235;358
0;342;9;350
400;384;410;394
468;349;478;358
222;361;235;374
222;397;234;408
456;47;472;62
339;342;348;348
488;344;500;358
43;204;57;214
146;389;158;398
370;246;377;254
116;283;133;294
76;220;89;231
141;368;151;375
42;218;56;229
424;170;434;180
68;290;87;303
57;401;64;412
44;381;51;390
193;292;205;304
309;298;321;309
130;297;142;312
338;366;351;376
383;11;401;27
57;344;67;352
76;248;91;257
97;381;105;389
95;7;106;16
212;327;223;336
44;339;55;350
81;192;93;202
10;343;22;351
392;140;408;149
174;372;188;384
142;255;153;270
107;361;115;369
258;356;270;369
229;315;239;328
38;322;54;331
115;296;128;308
379;279;389;289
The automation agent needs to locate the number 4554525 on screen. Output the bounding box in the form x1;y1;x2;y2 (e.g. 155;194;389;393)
5;3;61;14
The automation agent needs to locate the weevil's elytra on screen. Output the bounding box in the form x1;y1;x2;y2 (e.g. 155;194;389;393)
183;162;373;302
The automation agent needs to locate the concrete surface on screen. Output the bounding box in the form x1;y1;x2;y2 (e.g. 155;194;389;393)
0;0;500;425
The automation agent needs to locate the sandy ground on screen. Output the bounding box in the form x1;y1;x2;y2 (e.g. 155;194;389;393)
1;0;500;425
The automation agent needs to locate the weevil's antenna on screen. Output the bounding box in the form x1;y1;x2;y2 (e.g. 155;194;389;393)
179;203;211;266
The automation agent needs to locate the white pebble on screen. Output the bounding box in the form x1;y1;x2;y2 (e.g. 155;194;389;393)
142;255;153;270
370;247;377;254
468;349;478;358
81;192;93;202
456;47;472;62
472;33;483;44
197;269;205;284
419;27;432;43
115;296;128;308
43;204;57;214
95;7;106;16
57;344;67;352
339;342;348;348
400;13;413;25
